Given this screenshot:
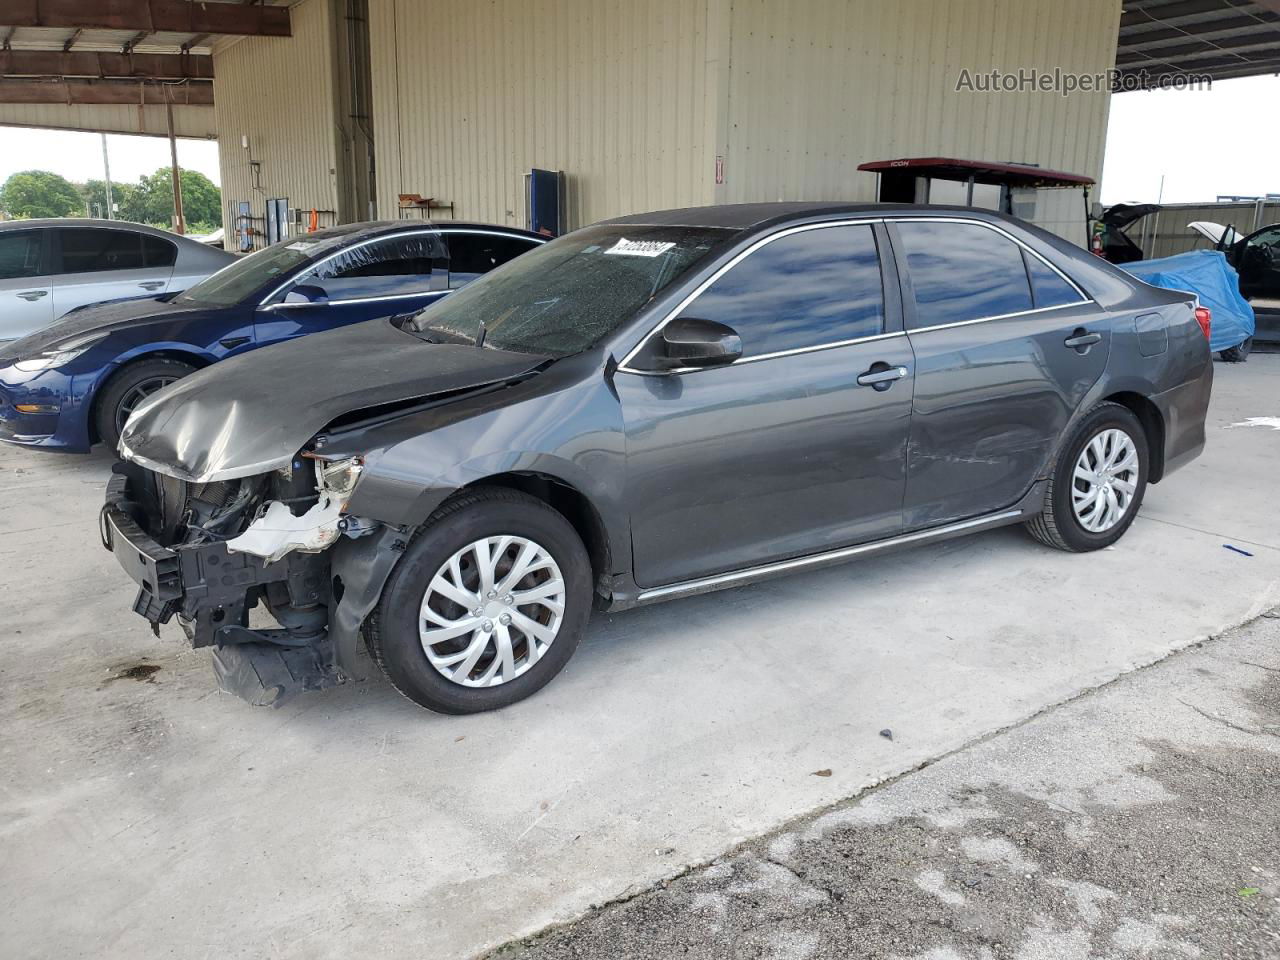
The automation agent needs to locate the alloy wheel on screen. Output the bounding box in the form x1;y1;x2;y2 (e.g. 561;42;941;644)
115;375;180;433
418;535;565;687
1071;428;1140;533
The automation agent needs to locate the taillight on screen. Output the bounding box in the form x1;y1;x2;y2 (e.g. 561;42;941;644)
1194;306;1211;340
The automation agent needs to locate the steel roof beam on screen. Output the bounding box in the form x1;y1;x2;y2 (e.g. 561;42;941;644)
0;1;291;37
0;77;214;104
0;49;214;79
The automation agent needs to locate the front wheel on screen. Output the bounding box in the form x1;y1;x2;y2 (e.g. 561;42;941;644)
1025;401;1149;552
366;487;593;714
94;357;197;452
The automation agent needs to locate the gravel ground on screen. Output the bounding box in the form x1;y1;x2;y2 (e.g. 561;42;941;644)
491;609;1280;960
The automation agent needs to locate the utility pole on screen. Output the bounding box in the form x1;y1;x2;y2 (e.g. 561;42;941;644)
100;133;115;220
166;101;186;234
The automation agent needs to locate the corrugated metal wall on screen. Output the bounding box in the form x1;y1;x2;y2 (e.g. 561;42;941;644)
213;0;343;249
364;0;1118;238
367;0;716;230
719;0;1121;241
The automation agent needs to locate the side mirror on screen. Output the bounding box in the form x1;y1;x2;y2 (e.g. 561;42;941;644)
283;283;329;305
657;317;742;370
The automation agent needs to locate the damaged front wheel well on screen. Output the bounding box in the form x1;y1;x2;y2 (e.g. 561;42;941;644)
90;351;213;445
461;472;612;596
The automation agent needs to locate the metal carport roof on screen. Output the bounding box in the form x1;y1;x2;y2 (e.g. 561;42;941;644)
1117;0;1280;83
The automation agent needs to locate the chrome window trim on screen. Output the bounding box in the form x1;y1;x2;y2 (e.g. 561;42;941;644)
636;508;1025;602
906;300;1087;334
258;227;546;308
617;214;1094;376
618;217;885;374
262;289;451;311
887;215;1092;307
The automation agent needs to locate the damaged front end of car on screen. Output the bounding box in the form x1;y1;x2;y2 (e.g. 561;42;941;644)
101;449;408;706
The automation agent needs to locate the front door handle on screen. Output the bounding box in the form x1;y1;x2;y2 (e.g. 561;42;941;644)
856;364;909;390
1064;330;1102;349
138;281;165;291
16;290;48;301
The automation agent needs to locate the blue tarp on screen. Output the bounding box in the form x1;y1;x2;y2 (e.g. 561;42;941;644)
1122;250;1255;352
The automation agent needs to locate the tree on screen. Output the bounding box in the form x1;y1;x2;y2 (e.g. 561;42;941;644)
0;170;85;219
121;167;222;228
79;179;137;220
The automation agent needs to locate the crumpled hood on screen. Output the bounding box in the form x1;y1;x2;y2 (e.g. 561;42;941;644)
119;318;548;482
2;295;201;361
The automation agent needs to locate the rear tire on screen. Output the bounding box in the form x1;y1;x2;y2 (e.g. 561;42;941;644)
1025;401;1149;553
1219;336;1252;363
94;357;197;452
366;487;592;714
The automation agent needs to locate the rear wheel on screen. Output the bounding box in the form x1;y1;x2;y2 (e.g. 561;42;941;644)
366;487;592;714
1025;401;1149;552
95;357;197;452
1219;336;1252;363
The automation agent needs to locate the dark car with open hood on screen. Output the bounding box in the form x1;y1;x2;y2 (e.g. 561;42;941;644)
102;203;1213;713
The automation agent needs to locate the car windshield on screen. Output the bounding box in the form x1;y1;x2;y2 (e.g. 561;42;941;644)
176;236;339;307
407;224;733;356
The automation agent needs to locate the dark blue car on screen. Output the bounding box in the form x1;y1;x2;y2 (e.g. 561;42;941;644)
0;220;544;452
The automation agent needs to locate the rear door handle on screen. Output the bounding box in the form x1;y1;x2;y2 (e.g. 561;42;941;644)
16;290;47;301
1064;331;1102;348
139;281;165;291
856;364;909;388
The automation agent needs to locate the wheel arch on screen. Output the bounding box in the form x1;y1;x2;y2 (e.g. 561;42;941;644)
88;349;213;444
1099;390;1166;482
458;471;613;596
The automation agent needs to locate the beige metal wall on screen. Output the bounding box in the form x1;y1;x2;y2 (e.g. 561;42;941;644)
368;0;717;230
212;0;345;248
0;104;215;139
718;0;1120;241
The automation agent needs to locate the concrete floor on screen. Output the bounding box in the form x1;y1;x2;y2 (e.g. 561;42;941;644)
2;357;1278;960
496;608;1280;960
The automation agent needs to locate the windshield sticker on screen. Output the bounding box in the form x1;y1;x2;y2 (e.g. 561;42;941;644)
604;238;676;258
286;241;320;252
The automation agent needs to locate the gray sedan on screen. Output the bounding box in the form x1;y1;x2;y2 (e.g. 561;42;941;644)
103;203;1212;714
0;218;233;342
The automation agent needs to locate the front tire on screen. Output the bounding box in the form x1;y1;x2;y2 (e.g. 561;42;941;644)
94;357;197;452
1025;401;1149;552
366;487;592;714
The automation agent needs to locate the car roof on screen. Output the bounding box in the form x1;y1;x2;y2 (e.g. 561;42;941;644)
601;202;1023;231
303;219;545;242
0;217;188;238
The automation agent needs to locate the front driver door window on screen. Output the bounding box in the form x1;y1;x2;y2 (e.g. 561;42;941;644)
0;229;53;341
618;222;914;588
261;233;449;341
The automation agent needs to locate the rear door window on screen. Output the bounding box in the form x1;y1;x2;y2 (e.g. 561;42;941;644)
896;221;1033;328
1023;251;1083;309
686;223;885;358
297;233;446;300
57;228;147;274
0;230;44;280
444;233;542;288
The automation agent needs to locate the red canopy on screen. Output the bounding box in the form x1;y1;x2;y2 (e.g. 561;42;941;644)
857;157;1094;189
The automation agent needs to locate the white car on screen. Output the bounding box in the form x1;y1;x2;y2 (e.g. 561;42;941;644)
0;219;234;343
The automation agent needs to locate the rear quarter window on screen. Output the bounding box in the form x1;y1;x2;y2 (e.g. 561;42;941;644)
1024;251;1083;308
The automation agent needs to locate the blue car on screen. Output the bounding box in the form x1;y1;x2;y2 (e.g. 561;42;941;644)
0;220;545;453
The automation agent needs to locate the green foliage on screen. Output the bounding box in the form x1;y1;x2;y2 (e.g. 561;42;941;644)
79;179;137;220
120;167;222;228
0;170;85;219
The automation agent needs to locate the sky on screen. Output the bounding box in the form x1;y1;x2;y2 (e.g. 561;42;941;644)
0;72;1275;206
0;127;221;188
1100;74;1278;206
